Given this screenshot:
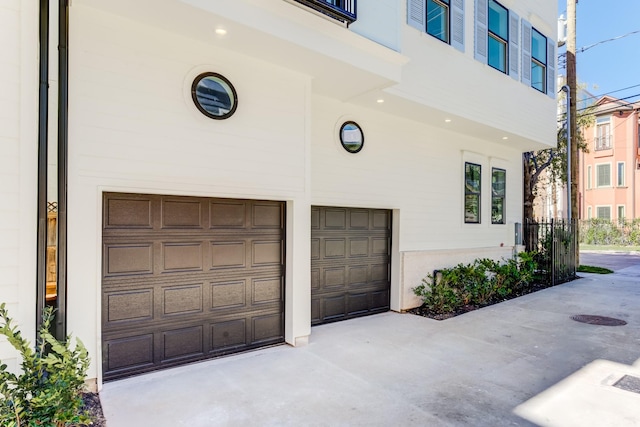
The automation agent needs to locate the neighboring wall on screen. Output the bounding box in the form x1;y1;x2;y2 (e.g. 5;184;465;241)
0;1;38;371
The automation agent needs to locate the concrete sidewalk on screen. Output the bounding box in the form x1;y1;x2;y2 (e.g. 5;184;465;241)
100;266;640;426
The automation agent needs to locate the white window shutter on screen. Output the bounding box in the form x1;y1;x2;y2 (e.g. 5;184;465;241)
521;19;532;86
474;0;488;62
508;10;519;80
451;0;465;52
547;38;556;99
407;0;425;31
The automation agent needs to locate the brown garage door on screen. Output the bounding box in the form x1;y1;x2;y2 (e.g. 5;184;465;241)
102;193;284;380
311;206;391;325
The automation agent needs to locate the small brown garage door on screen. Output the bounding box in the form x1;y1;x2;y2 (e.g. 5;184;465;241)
102;193;284;380
311;206;391;325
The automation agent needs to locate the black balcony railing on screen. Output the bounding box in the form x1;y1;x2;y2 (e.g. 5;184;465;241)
293;0;357;25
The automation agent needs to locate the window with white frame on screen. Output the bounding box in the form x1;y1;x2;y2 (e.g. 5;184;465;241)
595;116;611;150
596;163;611;187
465;162;482;223
530;29;547;93
596;206;611;220
491;168;506;224
587;165;592;189
617;162;625;186
587;206;592;219
408;0;465;51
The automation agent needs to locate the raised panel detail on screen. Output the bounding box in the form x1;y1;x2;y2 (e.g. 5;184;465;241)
311;238;320;260
253;278;281;304
253;241;281;266
325;239;346;258
106;335;153;371
371;264;389;282
106;198;151;228
162;200;202;228
373;211;389;229
163;326;204;360
211;281;246;309
350;238;369;257
372;290;390;310
324;295;346;320
325;209;346;229
311;208;320;229
311;268;320;290
212;319;246;350
210;202;246;228
107;290;153;323
162;243;203;271
350;211;369;229
372;238;388;255
348;293;369;315
348;266;368;285
324;267;346;288
252;313;283;343
211;241;246;269
253;204;282;228
163;285;203;315
106;244;153;275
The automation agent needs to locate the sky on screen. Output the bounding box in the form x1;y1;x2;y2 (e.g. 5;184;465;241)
557;0;640;104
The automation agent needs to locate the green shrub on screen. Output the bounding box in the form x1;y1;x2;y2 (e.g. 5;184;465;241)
413;252;538;315
0;303;91;427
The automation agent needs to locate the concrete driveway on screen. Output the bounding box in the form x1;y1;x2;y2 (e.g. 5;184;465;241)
100;263;640;426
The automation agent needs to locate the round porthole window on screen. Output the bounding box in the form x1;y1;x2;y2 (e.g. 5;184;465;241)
191;72;238;120
340;121;364;153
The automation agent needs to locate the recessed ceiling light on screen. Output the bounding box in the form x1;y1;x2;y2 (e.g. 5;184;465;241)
215;28;227;36
376;99;384;103
502;136;509;140
444;119;452;123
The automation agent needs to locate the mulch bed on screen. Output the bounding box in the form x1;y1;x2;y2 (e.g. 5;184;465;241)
408;281;553;321
80;393;107;427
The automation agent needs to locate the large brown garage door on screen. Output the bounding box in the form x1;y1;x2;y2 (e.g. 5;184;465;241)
311;206;391;325
102;193;284;380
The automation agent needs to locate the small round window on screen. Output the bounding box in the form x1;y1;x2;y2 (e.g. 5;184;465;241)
340;121;364;153
191;72;238;120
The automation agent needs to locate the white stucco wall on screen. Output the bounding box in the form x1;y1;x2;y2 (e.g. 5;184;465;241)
0;0;38;371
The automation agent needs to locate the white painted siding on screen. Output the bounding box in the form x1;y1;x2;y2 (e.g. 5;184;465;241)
68;5;313;381
0;0;38;372
350;0;400;51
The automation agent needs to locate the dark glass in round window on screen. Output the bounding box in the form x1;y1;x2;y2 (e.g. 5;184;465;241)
340;121;364;153
191;73;237;120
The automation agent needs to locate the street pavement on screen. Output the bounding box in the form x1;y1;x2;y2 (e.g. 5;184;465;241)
100;253;640;426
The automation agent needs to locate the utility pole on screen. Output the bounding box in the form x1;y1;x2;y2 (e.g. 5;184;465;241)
567;0;577;221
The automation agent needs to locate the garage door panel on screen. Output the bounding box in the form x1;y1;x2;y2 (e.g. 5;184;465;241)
104;197;153;229
311;206;390;326
162;325;204;361
162;284;203;316
211;319;247;351
104;243;154;277
105;334;154;373
161;242;204;272
105;289;154;324
161;199;203;229
103;193;285;380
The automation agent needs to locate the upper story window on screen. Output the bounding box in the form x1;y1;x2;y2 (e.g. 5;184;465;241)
595;116;611;150
487;0;508;73
531;29;547;93
408;0;465;52
293;0;357;26
475;0;556;98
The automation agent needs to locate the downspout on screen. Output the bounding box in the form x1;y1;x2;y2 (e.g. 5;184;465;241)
56;0;69;339
36;0;50;326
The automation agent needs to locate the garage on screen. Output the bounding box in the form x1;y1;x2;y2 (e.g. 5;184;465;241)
102;193;285;380
311;206;391;325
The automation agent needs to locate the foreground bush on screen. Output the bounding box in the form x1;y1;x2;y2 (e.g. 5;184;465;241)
413;252;538;315
0;303;90;427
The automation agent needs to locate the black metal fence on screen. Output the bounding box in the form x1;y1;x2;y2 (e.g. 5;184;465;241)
524;219;577;286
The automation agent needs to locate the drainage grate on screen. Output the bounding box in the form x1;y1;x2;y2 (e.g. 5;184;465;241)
570;314;627;326
613;375;640;394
